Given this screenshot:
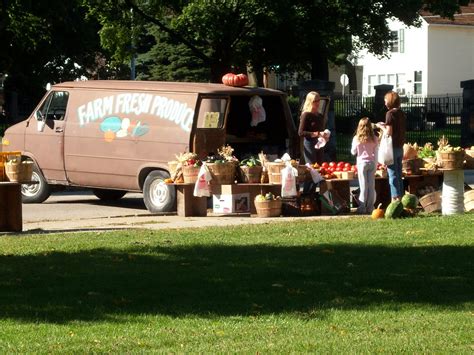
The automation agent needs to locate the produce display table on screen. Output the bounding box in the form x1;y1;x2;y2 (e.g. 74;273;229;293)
0;182;27;232
174;183;208;217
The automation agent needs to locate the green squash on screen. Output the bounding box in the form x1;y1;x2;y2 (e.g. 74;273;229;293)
385;201;404;219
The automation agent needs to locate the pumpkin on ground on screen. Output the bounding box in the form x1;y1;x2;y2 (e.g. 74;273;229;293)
371;203;384;219
385;200;404;219
401;193;419;209
222;73;249;87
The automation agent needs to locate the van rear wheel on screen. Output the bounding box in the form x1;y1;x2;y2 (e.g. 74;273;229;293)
21;165;51;203
143;170;176;213
93;189;127;201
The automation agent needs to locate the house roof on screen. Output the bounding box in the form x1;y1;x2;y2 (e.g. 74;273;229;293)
420;3;474;26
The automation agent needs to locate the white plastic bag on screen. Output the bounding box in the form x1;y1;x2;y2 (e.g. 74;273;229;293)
281;164;297;197
249;95;266;127
305;163;323;184
378;134;394;166
193;164;212;197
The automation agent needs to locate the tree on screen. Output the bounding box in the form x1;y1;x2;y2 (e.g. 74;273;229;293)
83;0;467;85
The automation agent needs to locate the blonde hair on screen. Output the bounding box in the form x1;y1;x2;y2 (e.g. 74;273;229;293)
384;91;401;109
302;91;320;113
355;117;376;144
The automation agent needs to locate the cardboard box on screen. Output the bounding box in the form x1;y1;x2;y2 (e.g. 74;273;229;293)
213;193;250;214
210;184;249;195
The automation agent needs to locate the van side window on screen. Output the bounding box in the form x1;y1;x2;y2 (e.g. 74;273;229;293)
37;91;69;121
197;97;227;128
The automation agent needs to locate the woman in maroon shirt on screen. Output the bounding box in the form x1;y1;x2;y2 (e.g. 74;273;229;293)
298;91;328;165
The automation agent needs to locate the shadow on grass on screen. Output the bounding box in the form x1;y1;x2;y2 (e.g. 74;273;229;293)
0;243;472;322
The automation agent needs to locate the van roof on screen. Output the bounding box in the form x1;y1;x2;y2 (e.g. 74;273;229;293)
53;80;286;97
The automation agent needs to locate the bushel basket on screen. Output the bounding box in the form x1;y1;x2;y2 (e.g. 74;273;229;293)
419;190;442;213
5;161;33;182
182;165;200;184
207;162;236;184
240;165;263;183
266;162;286;184
437;151;464;170
254;199;282;217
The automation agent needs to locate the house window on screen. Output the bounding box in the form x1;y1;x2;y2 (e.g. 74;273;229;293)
368;75;376;95
378;74;386;84
390;29;404;53
414;71;422;95
390;31;399;52
387;74;396;85
396;73;406;95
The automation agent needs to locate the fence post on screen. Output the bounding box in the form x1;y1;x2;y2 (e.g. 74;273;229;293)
461;79;474;147
299;80;336;161
373;84;393;122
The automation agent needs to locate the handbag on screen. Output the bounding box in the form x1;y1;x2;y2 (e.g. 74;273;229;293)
378;134;394;166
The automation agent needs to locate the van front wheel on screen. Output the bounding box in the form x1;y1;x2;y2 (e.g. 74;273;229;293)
21;165;51;203
143;170;176;213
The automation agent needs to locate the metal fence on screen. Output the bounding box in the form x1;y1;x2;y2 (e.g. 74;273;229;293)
333;94;463;161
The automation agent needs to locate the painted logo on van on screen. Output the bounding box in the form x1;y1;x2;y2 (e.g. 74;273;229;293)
99;116;150;142
77;93;195;137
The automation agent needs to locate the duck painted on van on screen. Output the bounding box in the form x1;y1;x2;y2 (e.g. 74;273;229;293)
3;80;298;212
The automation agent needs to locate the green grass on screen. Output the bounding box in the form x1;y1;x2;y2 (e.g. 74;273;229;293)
1;214;473;353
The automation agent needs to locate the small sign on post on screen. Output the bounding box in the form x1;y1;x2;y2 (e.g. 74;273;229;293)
340;74;349;96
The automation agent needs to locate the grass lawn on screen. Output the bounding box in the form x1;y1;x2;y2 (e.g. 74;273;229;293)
1;214;473;353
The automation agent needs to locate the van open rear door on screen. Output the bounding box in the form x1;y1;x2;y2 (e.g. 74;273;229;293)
192;96;228;159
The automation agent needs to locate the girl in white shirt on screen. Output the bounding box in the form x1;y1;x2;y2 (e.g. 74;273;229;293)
351;118;379;214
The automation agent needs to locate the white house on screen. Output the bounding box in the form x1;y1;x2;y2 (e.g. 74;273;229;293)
358;3;474;97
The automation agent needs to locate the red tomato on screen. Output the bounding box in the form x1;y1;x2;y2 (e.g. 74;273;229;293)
343;167;349;172
329;161;336;168
351;166;357;172
337;161;345;168
344;162;352;169
321;162;329;169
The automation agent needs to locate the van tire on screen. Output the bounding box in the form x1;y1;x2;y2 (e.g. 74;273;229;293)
93;189;127;201
21;165;52;203
143;170;176;213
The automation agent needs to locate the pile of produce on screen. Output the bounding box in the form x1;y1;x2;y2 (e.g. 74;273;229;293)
255;192;280;202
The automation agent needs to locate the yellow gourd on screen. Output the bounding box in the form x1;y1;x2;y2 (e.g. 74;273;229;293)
371;203;384;219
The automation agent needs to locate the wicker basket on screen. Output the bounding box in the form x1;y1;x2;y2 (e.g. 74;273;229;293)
254;198;282;217
266;162;286;184
419;190;442;213
0;151;22;182
207;162;236;184
5;161;33;182
465;149;474;169
182;165;201;184
240;165;263;183
464;190;474;212
437;151;465;170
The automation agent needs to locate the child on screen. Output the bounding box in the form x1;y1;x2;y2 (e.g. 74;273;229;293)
351;118;379;214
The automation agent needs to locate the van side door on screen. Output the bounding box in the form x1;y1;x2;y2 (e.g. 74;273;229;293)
24;91;68;182
192;96;228;158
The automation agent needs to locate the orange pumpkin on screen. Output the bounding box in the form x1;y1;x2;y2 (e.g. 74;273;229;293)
371;203;384;219
222;73;248;87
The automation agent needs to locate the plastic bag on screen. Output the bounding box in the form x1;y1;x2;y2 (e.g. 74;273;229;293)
281;163;298;197
314;129;331;149
193;164;212;197
378;134;394;166
305;163;324;184
249;95;266;127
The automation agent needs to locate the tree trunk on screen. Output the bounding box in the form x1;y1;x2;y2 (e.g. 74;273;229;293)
310;50;329;81
345;60;358;94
